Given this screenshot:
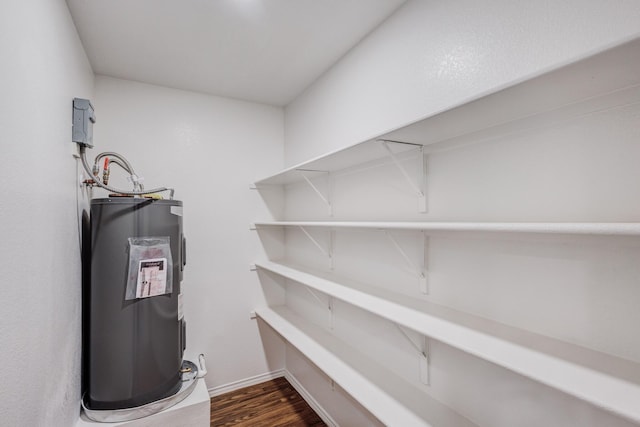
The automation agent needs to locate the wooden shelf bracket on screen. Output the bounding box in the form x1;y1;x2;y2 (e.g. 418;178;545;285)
379;140;427;213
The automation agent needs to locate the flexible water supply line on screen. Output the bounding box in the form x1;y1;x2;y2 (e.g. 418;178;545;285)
98;157;130;177
94;151;136;175
80;146;174;198
94;151;144;191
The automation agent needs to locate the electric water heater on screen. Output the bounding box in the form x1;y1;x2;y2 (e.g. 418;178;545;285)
85;197;186;410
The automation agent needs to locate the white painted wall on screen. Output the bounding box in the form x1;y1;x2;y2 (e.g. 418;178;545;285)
0;0;94;426
92;76;286;393
284;0;640;166
276;0;640;425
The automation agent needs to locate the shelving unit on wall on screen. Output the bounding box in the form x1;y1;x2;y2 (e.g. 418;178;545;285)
252;221;640;236
256;306;478;427
252;38;640;426
254;38;640;193
255;259;640;424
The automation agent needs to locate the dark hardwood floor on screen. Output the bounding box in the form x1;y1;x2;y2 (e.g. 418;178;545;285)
210;377;327;427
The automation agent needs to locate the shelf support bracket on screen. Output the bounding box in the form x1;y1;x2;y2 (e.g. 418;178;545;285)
395;323;430;386
299;226;334;270
328;296;334;330
422;232;429;295
304;286;326;307
385;230;428;294
296;169;333;216
303;287;334;330
379;140;427;213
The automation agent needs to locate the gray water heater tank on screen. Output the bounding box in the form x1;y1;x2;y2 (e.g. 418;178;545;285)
85;197;186;410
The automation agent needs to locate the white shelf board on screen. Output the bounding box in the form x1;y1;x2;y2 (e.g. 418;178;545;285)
255;38;640;187
255;140;420;186
256;305;478;427
255;260;640;424
253;221;640;236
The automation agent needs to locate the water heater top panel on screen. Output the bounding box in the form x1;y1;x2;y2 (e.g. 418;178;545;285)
91;197;182;207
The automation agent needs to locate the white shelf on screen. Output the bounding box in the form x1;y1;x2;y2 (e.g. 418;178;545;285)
253;221;640;236
256;305;478;427
255;39;640;187
256;139;421;186
252;37;640;424
255;260;640;424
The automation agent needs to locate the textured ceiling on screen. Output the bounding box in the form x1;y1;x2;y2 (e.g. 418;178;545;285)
66;0;406;106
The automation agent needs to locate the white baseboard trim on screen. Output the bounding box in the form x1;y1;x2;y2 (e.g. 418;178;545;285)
207;369;285;397
284;371;339;427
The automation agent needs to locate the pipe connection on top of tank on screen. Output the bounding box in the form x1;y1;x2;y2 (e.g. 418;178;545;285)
80;146;174;199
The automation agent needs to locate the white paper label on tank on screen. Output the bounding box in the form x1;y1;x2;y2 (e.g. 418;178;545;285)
178;291;184;320
170;206;183;216
136;258;168;298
